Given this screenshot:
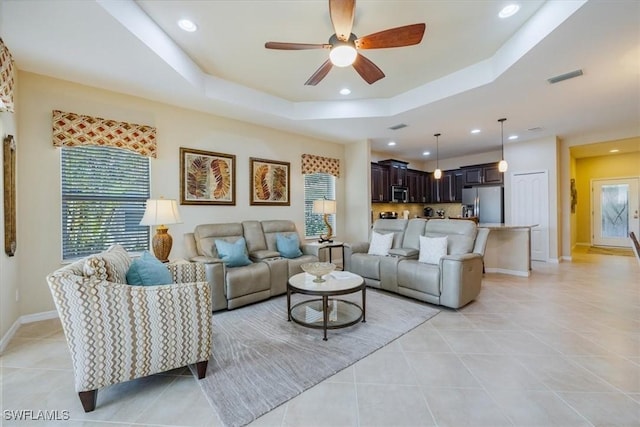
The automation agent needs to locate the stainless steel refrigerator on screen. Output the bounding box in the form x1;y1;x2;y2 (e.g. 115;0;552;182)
461;185;504;224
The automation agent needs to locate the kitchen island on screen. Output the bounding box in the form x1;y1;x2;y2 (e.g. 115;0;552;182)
480;224;536;277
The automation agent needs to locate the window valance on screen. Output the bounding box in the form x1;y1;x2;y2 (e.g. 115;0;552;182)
301;154;340;178
0;38;15;113
52;110;157;158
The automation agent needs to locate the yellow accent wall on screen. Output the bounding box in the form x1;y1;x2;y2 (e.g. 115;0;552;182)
575;151;640;244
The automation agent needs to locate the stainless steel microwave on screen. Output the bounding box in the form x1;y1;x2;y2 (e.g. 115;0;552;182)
391;186;408;203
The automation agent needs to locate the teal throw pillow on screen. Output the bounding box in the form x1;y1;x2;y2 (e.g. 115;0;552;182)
126;251;172;286
214;238;252;267
276;233;303;259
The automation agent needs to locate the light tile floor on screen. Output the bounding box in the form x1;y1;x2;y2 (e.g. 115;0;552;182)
1;247;639;426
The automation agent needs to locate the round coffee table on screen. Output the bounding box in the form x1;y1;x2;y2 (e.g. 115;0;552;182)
287;271;365;341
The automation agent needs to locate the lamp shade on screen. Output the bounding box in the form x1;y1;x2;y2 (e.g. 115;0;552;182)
140;199;182;226
313;199;337;215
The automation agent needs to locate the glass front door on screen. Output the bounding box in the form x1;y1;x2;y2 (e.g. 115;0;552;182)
592;178;640;247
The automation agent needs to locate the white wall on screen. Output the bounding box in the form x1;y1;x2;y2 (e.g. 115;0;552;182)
423;150;502;172
16;71;346;316
0;109;19;341
344;140;371;242
504;136;560;261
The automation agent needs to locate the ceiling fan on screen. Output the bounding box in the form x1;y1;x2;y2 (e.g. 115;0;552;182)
264;0;426;86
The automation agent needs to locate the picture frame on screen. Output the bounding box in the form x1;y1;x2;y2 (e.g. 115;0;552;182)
250;158;290;206
570;178;577;213
180;147;236;205
3;135;16;256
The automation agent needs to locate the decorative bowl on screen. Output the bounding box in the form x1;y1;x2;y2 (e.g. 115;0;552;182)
301;262;336;283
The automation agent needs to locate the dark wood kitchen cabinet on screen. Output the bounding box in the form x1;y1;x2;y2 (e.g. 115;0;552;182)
371;162;389;202
462;162;503;186
430;169;463;203
407;169;428;203
379;159;408;186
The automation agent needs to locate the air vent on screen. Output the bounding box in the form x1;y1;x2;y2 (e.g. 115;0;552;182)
388;123;407;130
528;127;543;132
547;69;583;84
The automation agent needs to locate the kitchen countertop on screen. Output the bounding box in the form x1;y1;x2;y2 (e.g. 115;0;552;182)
478;223;538;229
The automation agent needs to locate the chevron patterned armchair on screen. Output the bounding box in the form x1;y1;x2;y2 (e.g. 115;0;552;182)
46;253;212;412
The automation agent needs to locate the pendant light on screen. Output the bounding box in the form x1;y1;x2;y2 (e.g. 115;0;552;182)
433;133;442;179
498;118;508;173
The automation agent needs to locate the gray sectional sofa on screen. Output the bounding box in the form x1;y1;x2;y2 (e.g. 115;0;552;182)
344;218;489;309
184;220;319;311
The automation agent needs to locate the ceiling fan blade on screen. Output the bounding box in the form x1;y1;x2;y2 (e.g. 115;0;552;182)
265;42;330;50
305;60;333;86
352;53;385;84
355;23;426;49
329;0;355;41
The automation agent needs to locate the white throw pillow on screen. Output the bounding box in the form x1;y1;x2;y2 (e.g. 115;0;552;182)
367;231;394;256
419;235;448;264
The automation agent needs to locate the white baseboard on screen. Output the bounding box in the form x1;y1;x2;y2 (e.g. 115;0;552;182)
484;267;531;277
547;258;560;264
0;310;59;355
561;255;573;261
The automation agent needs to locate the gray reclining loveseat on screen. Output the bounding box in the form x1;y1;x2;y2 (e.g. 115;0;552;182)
185;220;319;311
344;218;489;309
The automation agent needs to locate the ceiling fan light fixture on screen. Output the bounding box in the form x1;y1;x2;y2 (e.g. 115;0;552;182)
329;44;357;67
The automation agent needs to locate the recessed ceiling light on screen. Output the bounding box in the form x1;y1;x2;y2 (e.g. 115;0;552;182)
422;151;430;156
609;149;620;153
499;4;520;18
470;129;481;134
178;19;197;32
339;88;351;95
508;135;518;140
387;141;396;146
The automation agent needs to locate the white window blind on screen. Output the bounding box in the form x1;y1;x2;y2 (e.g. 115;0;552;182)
304;173;336;238
61;146;150;260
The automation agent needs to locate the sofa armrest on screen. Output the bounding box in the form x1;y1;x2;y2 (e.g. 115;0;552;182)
343;242;370;272
250;250;281;261
388;248;419;258
301;244;320;257
46;274;212;393
167;260;207;284
189;255;223;264
439;253;483;309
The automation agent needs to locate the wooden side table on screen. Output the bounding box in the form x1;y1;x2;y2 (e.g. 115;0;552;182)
307;241;344;270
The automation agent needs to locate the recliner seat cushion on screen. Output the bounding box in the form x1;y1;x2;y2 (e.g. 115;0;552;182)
398;260;440;296
225;262;271;299
351;253;384;280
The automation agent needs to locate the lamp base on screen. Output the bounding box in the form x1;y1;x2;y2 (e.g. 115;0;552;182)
152;226;172;263
318;235;334;244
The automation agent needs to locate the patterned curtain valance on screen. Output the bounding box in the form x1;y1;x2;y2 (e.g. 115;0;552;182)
301;154;340;178
52;110;157;158
0;38;15;113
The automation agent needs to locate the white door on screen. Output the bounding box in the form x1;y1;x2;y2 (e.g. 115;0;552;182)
511;171;549;262
592;178;639;247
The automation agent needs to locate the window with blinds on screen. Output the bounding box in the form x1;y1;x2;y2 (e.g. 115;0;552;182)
304;173;336;238
61;146;150;260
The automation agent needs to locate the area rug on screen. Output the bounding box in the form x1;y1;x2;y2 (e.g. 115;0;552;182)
196;289;439;427
588;246;634;257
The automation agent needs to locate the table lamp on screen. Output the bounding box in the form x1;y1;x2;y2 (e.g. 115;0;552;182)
313;199;336;243
140;198;182;262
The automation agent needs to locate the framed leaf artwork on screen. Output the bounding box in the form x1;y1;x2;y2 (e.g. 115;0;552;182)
180;147;235;205
250;158;290;206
